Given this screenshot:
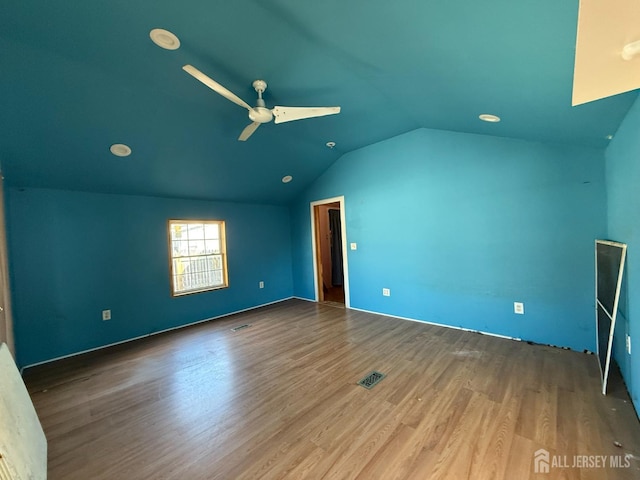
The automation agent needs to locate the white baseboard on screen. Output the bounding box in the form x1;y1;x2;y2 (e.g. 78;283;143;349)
292;296;315;302
22;297;522;373
291;296;519;341
343;305;521;342
20;297;294;373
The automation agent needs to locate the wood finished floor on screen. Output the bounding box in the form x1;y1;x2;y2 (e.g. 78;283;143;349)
23;299;640;479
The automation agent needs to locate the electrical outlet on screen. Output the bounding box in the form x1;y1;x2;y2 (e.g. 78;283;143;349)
350;243;357;250
382;288;390;297
626;335;631;355
514;302;524;315
102;309;111;321
259;281;264;289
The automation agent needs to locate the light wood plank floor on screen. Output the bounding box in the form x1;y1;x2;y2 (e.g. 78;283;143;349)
23;299;640;479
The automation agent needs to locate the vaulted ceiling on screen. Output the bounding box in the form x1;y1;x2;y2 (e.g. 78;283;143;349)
1;1;637;204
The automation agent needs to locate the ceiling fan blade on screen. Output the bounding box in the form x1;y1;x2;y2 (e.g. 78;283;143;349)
238;122;261;141
182;65;253;111
271;106;341;124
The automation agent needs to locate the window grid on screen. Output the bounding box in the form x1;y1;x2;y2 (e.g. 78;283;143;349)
168;220;228;296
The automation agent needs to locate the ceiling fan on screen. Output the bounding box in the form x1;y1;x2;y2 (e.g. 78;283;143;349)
182;65;341;141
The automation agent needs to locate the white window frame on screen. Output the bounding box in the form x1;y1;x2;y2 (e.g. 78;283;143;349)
168;219;228;296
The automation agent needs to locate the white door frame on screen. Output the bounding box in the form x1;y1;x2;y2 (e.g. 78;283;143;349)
310;196;350;308
0;173;14;355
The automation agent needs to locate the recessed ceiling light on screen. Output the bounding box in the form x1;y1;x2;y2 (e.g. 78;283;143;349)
110;144;132;157
150;29;180;50
605;134;614;140
282;175;293;183
479;114;501;123
326;141;336;149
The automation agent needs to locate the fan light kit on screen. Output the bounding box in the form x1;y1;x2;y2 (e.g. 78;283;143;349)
110;144;132;157
182;64;341;141
479;114;501;123
282;175;293;183
150;29;180;50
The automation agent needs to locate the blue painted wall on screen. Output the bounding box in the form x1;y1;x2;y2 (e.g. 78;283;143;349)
7;188;293;367
291;128;606;352
606;96;640;414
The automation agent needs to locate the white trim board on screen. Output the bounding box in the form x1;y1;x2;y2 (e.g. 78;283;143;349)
346;306;520;341
292;296;315;302
20;297;294;373
294;296;520;342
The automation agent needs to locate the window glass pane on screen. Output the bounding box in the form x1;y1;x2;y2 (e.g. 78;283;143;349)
171;224;187;240
204;223;219;239
173;274;186;292
185;272;195;290
188;224;205;240
205;239;220;254
172;240;189;257
172;259;182;276
187;256;209;274
188;239;204;255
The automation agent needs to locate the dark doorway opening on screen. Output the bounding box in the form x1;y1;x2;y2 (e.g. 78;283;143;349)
313;201;345;306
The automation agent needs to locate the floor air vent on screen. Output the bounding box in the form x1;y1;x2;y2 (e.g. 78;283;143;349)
230;324;251;332
358;371;386;389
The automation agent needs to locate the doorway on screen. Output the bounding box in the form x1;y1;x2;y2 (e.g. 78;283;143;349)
310;196;349;308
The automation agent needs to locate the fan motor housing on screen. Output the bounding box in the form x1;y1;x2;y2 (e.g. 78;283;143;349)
249;106;273;124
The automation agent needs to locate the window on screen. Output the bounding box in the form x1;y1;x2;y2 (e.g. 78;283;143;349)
168;220;228;296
